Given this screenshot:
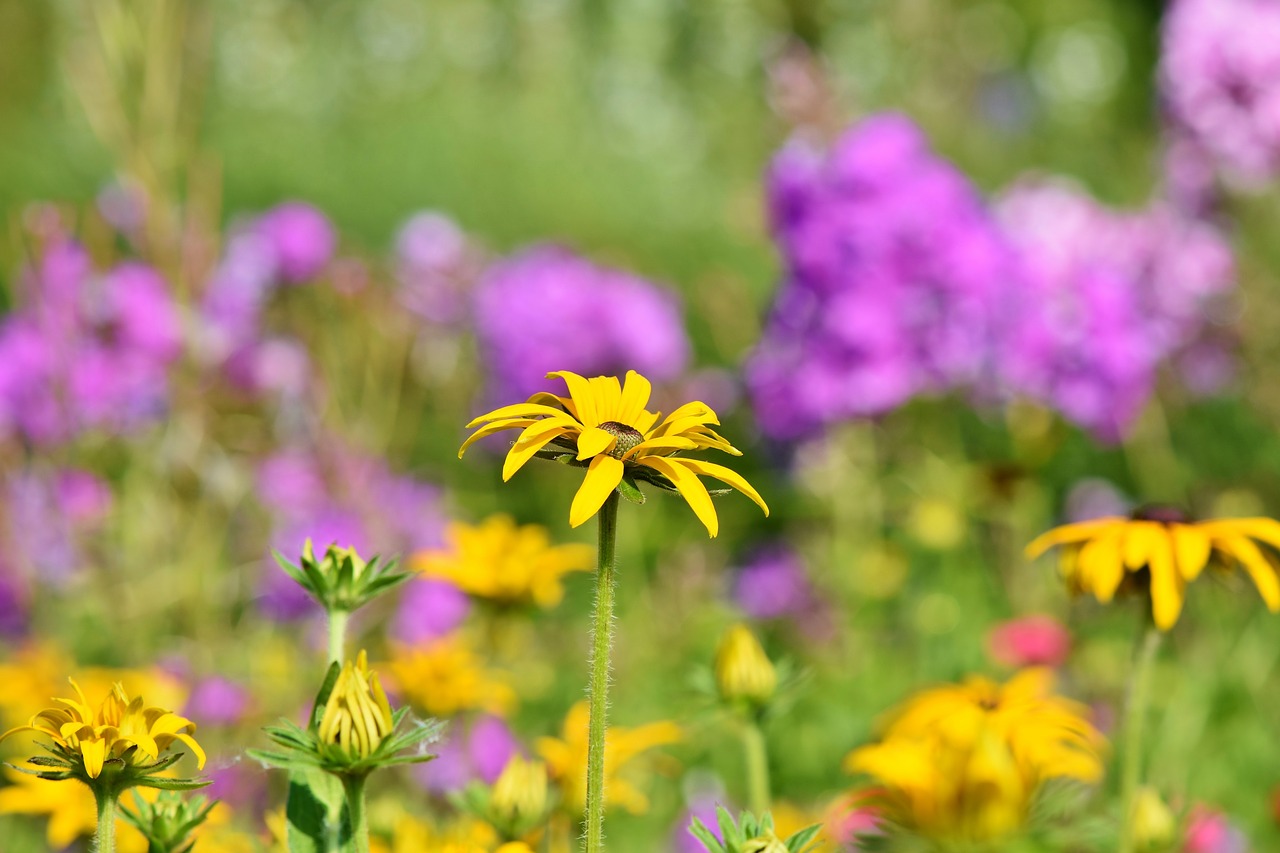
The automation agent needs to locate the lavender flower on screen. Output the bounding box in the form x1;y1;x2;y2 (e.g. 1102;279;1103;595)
410;714;520;794
395;211;483;325
746;114;1018;440
254;202;336;284
184;676;251;726
474;245;691;402
388;578;471;647
732;544;817;622
3;468;112;585
0;563;29;638
1160;0;1280;186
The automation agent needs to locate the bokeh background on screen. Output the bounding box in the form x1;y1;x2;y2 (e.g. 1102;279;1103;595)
2;0;1279;850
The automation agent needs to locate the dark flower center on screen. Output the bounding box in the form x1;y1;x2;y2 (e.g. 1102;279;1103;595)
598;421;644;457
1130;505;1192;525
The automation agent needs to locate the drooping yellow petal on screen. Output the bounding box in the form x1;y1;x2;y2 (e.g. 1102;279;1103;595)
1122;522;1161;570
1170;524;1212;581
502;421;575;481
466;403;577;430
1217;535;1280;612
576;427;617;461
641;457;719;537
617;370;653;426
1024;518;1125;558
547;371;599;428
458;418;538;457
569;456;625;528
668;458;770;517
80;738;105;779
1077;530;1124;602
621;436;698;460
1146;529;1184;630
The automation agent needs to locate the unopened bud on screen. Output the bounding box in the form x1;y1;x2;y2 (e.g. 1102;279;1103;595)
715;624;777;707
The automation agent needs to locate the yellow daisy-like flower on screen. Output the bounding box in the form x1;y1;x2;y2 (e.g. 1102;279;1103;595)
459;369;769;536
1026;509;1280;630
0;767;153;852
0;680;206;779
536;701;681;816
414;515;594;608
845;668;1104;843
383;636;517;718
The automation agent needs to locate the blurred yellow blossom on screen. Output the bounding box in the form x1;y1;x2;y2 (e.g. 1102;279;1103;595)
1027;510;1280;629
1129;787;1176;851
491;755;550;826
714;623;777;708
536;701;681;815
414;515;594;608
845;668;1104;843
384;636;516;717
0;767;153;852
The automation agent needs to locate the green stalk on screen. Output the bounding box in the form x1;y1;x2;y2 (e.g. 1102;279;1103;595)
584;492;620;853
341;774;370;853
742;719;771;816
327;609;350;667
93;785;118;853
1118;624;1163;853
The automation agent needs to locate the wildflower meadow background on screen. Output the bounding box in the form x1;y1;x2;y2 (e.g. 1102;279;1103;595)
3;0;1280;850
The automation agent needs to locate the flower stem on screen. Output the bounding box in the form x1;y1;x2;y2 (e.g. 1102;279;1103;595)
1118;624;1163;853
341;773;370;853
327;609;350;666
93;785;117;853
585;491;620;853
742;719;771;816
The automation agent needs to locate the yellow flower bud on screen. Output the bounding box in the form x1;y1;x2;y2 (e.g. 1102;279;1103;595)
491;755;548;824
1130;787;1176;851
743;831;788;853
318;651;395;760
715;624;777;707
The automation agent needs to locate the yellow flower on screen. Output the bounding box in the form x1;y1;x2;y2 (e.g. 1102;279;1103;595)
384;636;516;718
0;680;205;779
845;669;1104;843
384;812;525;853
318;651;395;761
460;369;768;536
714;624;777;707
1129;787;1176;851
491;755;550;825
536;701;681;815
0;767;153;852
1026;509;1280;630
415;515;594;608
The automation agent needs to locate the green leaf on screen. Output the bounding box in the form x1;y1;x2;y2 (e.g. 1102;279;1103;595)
617;475;646;505
689;818;727;852
310;662;343;730
717;806;743;847
784;823;823;852
133;777;212;792
285;768;345;853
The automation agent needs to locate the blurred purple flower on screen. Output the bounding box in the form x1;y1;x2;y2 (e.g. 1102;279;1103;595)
733;545;817;621
474;245;691;403
411;715;519;794
258;507;369;620
672;795;725;853
185;676;251;726
4;468;112;585
1183;806;1248;853
395;212;483;325
389;578;470;646
254;202;336;284
746;114;1019;440
1161;0;1280;186
55;469;113;524
0;564;30;638
1065;478;1130;523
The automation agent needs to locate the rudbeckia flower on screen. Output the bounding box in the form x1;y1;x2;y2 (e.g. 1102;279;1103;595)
459;370;768;536
845;669;1104;843
1026;509;1280;630
0;680;205;780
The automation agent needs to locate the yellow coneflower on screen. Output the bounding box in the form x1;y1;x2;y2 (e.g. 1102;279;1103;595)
459;369;768;536
845;668;1104;843
383;636;516;718
1026;508;1280;629
317;651;395;761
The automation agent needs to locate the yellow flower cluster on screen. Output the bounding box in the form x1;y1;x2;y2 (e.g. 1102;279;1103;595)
384;636;516;718
845;669;1104;843
415;515;594;609
0;680;205;779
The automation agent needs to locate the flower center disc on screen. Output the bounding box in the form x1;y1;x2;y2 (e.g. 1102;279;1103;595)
1131;505;1191;524
598;421;645;457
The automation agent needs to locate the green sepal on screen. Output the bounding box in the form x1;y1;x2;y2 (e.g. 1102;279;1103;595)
134;776;212;792
784;823;822;851
617;476;646;505
310;662;343;731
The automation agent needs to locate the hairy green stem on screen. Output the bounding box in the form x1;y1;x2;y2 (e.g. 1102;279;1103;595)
342;774;370;853
585;492;620;853
327;609;350;667
742;719;771;816
1118;624;1163;853
93;785;117;853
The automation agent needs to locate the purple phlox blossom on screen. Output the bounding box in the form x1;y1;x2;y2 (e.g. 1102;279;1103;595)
1160;0;1280;186
672;787;728;853
410;714;520;795
732;544;818;622
388;578;470;647
254;202;336;284
747;113;1019;440
473;245;691;403
184;676;252;726
2;467;112;586
395;211;485;325
994;178;1235;442
1065;478;1131;523
0;560;30;638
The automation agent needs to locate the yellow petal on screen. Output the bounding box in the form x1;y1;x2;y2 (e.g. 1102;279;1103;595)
622;436;698;460
548;371;599;428
466;403;576;429
81;738;106;779
576;427;617;461
668;458;769;517
589;375;623;423
1203;517;1280;551
502;421;574;481
1077;529;1124;602
458;418;537;458
1218;535;1280;612
1122;522;1161;570
1170;524;1212;581
641;457;719;537
1024;518;1125;558
617;371;653;426
1146;529;1184;630
569;456;625;528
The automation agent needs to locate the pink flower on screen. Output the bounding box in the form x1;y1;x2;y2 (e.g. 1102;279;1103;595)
986;615;1071;668
1184;805;1248;853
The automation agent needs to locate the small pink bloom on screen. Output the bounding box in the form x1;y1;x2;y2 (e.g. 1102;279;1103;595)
1184;805;1247;853
987;614;1071;668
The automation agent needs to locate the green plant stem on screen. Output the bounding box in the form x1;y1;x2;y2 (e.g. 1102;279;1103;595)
742;718;771;816
327;609;349;666
341;774;370;853
585;491;620;853
93;786;117;853
1118;624;1163;853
